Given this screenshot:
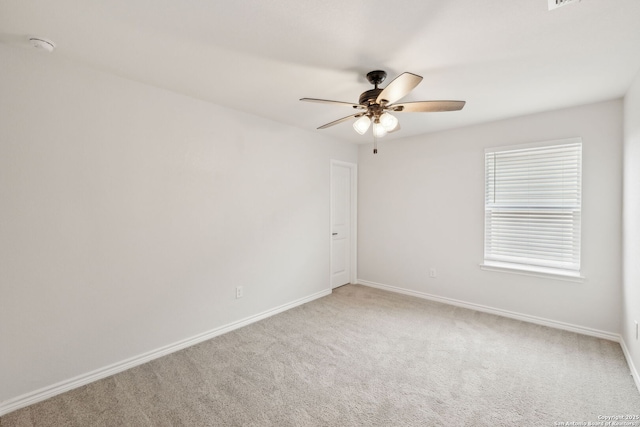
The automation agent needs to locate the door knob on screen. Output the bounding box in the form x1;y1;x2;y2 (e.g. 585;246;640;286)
332;232;338;236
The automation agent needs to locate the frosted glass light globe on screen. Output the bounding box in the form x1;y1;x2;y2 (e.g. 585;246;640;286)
373;121;388;138
379;112;398;131
353;115;371;135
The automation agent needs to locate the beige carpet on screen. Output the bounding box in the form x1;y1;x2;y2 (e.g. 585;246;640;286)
2;284;640;426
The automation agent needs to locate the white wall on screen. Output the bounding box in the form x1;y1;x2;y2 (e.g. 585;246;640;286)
0;44;357;405
623;72;640;380
358;100;623;334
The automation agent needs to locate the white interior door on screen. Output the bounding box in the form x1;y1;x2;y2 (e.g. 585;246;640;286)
331;161;356;288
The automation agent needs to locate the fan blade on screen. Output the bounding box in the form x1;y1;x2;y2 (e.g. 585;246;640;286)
317;114;362;129
391;100;465;112
300;98;364;109
375;72;423;105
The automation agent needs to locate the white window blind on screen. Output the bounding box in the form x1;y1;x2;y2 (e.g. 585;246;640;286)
484;139;582;275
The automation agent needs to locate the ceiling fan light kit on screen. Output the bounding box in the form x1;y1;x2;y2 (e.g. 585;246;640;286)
301;70;465;153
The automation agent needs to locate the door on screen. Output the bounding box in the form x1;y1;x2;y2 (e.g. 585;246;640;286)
331;161;356;288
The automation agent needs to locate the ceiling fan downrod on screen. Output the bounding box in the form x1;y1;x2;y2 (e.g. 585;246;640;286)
366;70;387;89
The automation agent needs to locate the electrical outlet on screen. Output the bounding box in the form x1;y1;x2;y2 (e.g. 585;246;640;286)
236;286;244;299
429;268;437;278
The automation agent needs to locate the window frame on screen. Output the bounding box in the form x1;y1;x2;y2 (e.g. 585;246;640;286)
480;138;584;281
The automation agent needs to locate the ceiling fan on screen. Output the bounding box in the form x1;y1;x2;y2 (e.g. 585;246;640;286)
301;70;465;153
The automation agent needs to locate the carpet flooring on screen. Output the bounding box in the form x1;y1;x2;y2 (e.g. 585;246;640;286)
2;284;640;426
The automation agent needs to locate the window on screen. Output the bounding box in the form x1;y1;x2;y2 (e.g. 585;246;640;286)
483;138;582;278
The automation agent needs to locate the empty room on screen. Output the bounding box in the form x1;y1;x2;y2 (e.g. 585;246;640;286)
2;0;640;425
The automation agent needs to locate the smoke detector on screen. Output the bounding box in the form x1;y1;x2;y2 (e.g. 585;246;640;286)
548;0;581;10
29;37;56;52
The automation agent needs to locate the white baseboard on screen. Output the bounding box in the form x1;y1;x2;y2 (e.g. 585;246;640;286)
357;279;620;342
0;288;331;417
620;338;640;393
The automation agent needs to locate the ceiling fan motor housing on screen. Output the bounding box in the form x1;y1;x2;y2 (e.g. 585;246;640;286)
359;88;383;107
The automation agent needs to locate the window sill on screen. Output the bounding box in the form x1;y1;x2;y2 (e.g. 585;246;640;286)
480;261;585;283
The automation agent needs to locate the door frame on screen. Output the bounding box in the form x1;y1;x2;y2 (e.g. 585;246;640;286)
330;160;358;288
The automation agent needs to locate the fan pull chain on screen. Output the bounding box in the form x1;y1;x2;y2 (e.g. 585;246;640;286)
373;135;378;154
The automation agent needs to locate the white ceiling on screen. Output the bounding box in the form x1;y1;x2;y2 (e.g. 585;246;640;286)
2;0;640;143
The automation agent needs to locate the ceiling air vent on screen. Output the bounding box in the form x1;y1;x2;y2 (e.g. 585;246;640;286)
548;0;580;10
